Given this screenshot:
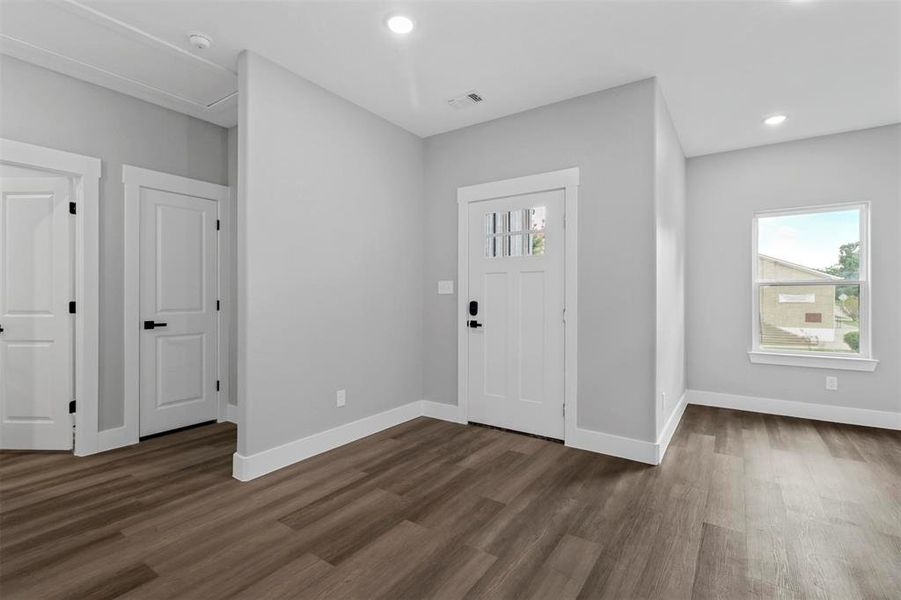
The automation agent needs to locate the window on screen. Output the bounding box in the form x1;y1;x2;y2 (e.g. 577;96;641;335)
485;207;546;258
750;203;876;371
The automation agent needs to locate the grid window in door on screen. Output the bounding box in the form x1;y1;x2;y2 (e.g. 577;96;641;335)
485;207;546;257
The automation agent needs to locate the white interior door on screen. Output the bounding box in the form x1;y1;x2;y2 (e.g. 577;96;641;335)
0;177;73;450
467;189;565;439
139;188;218;436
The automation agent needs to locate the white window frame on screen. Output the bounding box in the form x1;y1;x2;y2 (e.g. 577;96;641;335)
749;202;877;372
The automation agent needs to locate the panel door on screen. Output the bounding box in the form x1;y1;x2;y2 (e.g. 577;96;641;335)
0;178;73;450
467;189;565;439
139;188;218;436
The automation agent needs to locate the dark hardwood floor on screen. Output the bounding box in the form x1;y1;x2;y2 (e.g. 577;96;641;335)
1;405;899;599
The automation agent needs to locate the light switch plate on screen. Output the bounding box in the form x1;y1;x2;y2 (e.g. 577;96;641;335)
438;280;454;295
336;389;346;407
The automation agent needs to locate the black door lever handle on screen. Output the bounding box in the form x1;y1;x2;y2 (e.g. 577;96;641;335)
468;320;483;329
143;321;168;330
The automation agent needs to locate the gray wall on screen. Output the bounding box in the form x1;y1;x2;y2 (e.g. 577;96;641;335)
238;52;424;457
654;86;687;435
0;55;229;431
687;124;901;414
423;79;659;442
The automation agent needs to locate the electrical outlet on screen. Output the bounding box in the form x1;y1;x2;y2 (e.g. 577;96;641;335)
336;389;346;407
437;280;454;295
825;376;838;391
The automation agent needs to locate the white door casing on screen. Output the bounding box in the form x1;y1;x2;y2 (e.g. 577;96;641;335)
457;167;579;442
0;139;100;456
138;188;219;436
467;190;565;438
0;178;73;449
122;166;230;446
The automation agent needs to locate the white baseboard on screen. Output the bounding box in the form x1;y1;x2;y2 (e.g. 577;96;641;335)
421;400;466;423
566;427;659;465
565;392;687;466
232;394;693;481
687;389;901;430
232;401;424;481
656;392;687;463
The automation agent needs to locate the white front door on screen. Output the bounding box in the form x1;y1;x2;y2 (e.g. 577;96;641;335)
139;188;218;436
467;189;565;439
0;178;73;450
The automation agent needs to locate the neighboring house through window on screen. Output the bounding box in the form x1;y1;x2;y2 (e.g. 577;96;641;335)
750;203;877;371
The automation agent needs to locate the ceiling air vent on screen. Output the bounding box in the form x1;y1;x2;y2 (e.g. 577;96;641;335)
448;90;484;110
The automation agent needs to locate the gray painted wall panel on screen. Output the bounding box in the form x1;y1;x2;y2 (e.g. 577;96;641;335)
239;52;424;457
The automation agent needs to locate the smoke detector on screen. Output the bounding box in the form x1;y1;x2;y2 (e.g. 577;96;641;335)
188;32;212;50
447;90;484;110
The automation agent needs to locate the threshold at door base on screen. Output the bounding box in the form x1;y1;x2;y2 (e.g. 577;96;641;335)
468;421;563;444
139;420;219;442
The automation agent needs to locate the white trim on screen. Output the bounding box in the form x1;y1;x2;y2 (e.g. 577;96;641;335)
233;396;685;481
122;165;231;448
566;428;659;465
565;391;686;466
0;138;101;456
687;389;900;430
456;167;580;441
748;351;878;372
656;392;687;463
232;401;423;481
421;400;465;423
751;202;872;365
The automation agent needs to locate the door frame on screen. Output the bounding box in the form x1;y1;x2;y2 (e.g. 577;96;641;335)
0;138;101;456
120;165;231;449
456;167;580;441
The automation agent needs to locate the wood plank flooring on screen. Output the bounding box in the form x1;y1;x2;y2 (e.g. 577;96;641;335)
1;405;899;599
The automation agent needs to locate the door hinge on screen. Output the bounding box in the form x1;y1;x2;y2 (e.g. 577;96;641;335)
69;201;76;215
69;301;76;314
216;300;220;311
216;380;220;392
216;219;220;231
563;404;565;417
69;400;76;414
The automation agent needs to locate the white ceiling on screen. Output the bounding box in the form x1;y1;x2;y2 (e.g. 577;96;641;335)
2;1;899;156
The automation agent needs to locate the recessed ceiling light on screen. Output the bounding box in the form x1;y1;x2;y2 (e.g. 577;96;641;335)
386;15;414;34
764;114;787;126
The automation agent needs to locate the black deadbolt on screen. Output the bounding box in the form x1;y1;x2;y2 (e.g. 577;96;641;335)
469;300;478;316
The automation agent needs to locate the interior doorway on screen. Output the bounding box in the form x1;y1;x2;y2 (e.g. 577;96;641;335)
0;138;101;455
121;166;231;445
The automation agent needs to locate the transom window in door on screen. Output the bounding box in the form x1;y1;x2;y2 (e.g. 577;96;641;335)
485;207;546;257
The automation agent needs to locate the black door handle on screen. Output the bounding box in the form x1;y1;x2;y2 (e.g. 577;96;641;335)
0;323;4;333
468;320;483;329
143;321;168;330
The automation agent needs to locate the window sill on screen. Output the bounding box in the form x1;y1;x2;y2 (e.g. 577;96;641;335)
748;351;878;372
